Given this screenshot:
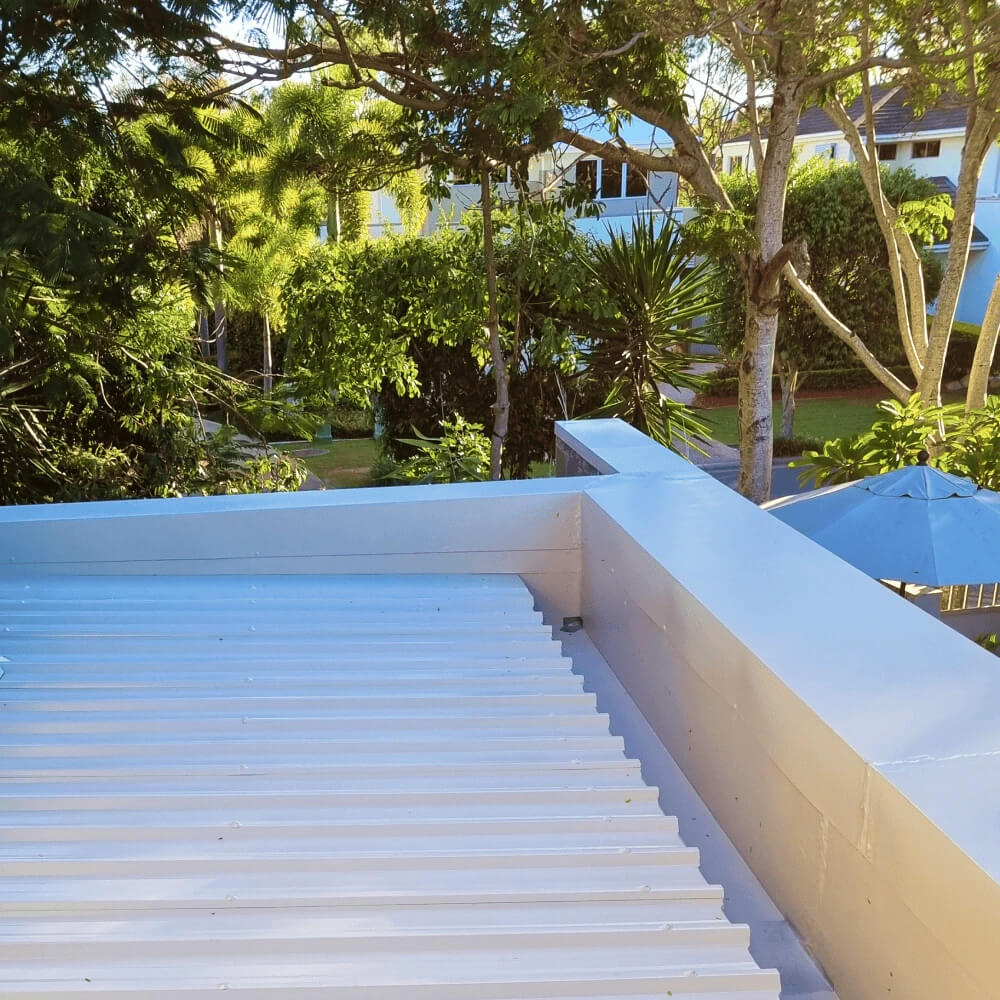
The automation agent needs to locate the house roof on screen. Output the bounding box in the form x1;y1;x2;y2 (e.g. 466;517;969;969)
728;85;969;145
0;571;781;998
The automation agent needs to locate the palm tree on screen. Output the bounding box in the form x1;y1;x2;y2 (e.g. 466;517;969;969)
262;69;425;242
224;184;322;391
580;218;718;453
129;92;266;371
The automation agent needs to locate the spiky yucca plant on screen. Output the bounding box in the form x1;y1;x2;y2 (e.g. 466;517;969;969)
580;218;718;453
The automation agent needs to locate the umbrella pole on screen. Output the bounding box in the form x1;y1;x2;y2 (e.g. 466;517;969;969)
898;580;906;598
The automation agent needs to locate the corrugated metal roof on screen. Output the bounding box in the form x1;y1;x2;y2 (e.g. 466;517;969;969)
0;573;780;999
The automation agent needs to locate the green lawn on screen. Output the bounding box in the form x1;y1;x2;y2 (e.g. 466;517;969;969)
277;438;556;489
277;438;380;489
702;397;883;447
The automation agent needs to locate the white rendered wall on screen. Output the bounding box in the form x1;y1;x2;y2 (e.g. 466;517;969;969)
957;198;1000;325
556;419;1000;1000
0;479;587;625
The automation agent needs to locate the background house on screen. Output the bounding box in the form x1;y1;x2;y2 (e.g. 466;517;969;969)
366;119;687;241
720;86;1000;327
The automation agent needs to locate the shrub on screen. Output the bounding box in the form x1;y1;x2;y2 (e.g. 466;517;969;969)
383;416;490;484
327;403;374;439
792;394;1000;489
773;436;823;457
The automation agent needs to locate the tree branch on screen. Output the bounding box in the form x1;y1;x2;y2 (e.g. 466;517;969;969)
785;263;912;400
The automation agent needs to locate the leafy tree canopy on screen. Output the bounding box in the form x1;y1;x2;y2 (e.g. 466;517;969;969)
0;0;313;503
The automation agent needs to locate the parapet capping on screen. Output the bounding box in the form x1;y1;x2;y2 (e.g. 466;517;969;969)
556;418;1000;1000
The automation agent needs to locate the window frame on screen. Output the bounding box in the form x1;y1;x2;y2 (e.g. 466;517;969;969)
575;158;598;198
624;163;648;197
912;140;942;159
600;159;624;199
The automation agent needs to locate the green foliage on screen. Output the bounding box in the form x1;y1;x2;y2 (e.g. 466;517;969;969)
385;416;490;484
577;218;717;452
284;202;608;478
711;161;946;377
284;229;483;405
262;70;425;242
772;436;823;457
327;404;375;439
793;395;1000;490
701;363;916;398
0;4;315;504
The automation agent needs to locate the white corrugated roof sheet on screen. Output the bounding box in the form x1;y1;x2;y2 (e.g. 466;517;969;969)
0;573;780;998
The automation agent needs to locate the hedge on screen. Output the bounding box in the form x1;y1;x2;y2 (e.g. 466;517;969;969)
700;364;915;398
702;325;999;398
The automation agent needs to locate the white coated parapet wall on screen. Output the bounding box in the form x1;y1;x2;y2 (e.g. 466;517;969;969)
1;418;998;998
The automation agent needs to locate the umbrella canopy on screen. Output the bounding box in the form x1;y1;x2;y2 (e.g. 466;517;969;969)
765;463;1000;585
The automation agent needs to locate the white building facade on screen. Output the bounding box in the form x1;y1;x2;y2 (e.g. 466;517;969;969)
367;121;685;242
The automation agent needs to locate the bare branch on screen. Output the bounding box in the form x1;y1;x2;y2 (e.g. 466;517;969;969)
784;264;913;401
585;32;646;60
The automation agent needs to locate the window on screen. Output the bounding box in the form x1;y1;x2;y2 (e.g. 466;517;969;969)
727;155;744;174
600;159;623;198
814;142;837;159
877;143;898;161
913;140;941;158
576;159;598;197
624;163;648;197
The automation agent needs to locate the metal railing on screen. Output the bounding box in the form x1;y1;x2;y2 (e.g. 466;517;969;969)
941;582;1000;612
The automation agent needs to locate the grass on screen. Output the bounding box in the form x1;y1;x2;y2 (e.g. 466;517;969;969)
276;437;557;489
701;397;883;448
277;438;380;489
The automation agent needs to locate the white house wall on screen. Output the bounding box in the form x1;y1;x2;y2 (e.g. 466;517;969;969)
556;418;1000;1000
367;139;680;242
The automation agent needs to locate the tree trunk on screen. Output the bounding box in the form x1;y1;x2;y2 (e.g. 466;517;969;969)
263;312;273;394
824;92;929;383
965;271;1000;410
197;311;211;360
327;192;341;242
737;85;800;502
738;302;777;500
920;114;997;404
778;359;798;439
207;209;227;372
214;300;228;373
481;168;508;481
784;263;913;401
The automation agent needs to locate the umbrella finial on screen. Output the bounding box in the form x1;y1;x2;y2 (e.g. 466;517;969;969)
916;450;930;466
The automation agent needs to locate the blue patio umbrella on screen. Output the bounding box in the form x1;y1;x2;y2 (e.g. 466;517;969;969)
765;459;1000;586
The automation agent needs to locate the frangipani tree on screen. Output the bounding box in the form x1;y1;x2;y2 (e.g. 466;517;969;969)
787;1;1000;413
